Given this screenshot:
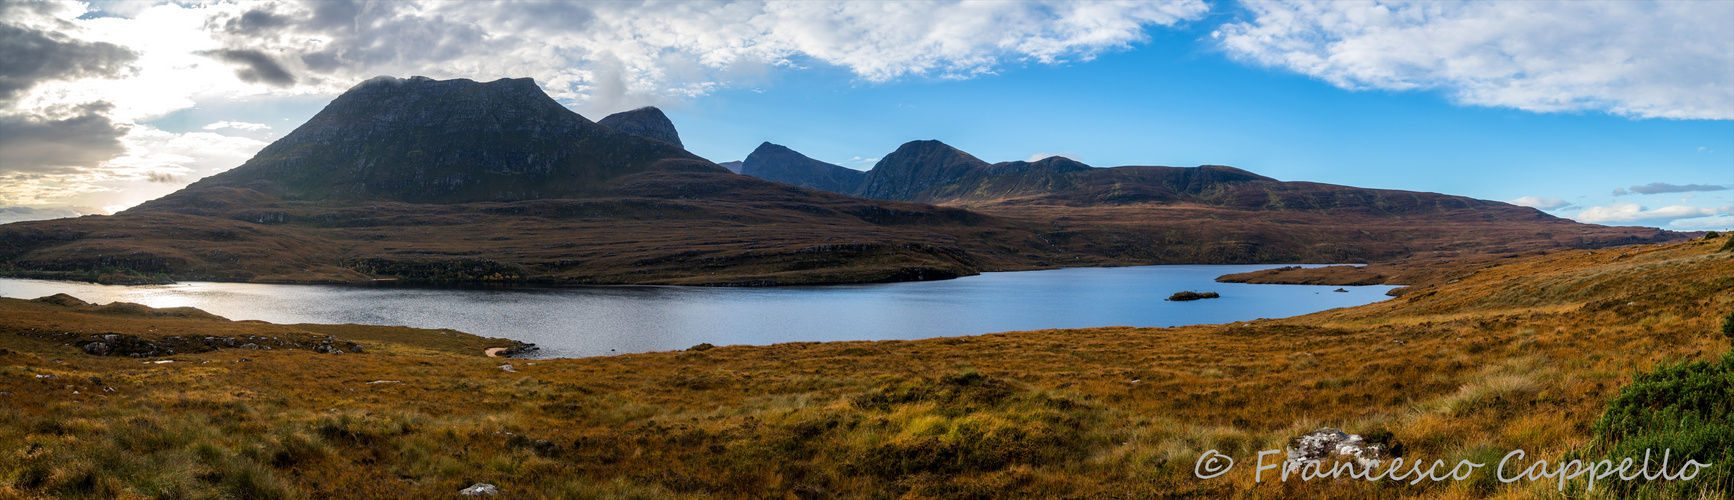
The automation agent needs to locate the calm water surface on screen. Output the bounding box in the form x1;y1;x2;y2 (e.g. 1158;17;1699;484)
0;265;1397;358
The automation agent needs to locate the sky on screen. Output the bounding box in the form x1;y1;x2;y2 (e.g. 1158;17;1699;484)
1;0;1730;231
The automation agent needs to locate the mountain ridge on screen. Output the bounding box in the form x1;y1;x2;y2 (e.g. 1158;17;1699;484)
0;76;1689;286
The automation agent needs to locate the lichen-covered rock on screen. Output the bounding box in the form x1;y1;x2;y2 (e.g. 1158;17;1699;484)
1285;427;1388;471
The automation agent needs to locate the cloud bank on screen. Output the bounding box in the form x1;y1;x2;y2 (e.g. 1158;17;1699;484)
1214;1;1734;119
1509;196;1570;210
1575;202;1726;225
1612;182;1729;196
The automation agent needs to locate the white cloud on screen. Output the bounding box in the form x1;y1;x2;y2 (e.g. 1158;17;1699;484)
188;0;1208;113
1028;152;1081;162
1509;196;1569;210
202;120;271;131
1668;216;1734;231
1213;1;1734;119
1574;202;1723;225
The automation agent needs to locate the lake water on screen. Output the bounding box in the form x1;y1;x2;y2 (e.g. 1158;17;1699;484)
0;265;1398;358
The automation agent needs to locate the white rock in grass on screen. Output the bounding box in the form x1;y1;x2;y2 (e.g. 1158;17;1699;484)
459;483;499;496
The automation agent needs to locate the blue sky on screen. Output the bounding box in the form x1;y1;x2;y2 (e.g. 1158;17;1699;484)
2;1;1730;230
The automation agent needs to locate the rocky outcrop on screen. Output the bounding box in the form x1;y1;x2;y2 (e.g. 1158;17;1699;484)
1284;427;1401;472
598;106;684;148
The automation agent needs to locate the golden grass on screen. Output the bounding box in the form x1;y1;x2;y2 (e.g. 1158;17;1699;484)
0;236;1729;498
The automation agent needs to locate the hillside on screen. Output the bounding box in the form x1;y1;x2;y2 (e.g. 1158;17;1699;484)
2;233;1727;498
741;140;1684;271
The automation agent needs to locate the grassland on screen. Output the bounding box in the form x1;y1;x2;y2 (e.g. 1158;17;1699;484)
0;236;1729;499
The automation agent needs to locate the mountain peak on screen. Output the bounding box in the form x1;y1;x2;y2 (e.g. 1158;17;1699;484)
855;140;990;202
741;142;864;193
598;106;683;148
159;76;701;205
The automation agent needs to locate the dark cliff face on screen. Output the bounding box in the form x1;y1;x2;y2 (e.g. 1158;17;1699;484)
597;106;684;148
739;142;865;193
148;76;707;206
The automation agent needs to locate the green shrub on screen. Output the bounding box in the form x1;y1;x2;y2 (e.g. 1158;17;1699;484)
1705;231;1721;239
1724;310;1734;339
1589;352;1734;498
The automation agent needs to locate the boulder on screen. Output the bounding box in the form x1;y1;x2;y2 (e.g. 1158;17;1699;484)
459;483;500;497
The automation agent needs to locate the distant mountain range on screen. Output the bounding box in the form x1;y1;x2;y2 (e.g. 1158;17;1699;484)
0;76;1682;286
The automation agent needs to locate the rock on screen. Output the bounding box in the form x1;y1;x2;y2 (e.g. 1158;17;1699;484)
1333;288;1349;292
1285;427;1388;472
82;342;111;356
346;342;365;353
499;364;517;372
239;343;260;349
459;483;500;497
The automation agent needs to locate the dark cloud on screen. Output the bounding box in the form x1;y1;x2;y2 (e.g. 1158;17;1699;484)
200;48;297;86
208;0;497;78
482;2;596;33
1625;182;1728;195
145;172;178;183
0;21;138;104
224;8;291;35
0;102;130;175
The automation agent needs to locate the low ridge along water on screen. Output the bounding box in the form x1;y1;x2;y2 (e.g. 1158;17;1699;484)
1;265;1398;358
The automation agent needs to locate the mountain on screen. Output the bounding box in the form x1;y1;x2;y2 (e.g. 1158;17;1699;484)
151;77;707;206
739;142;865;194
716;161;743;174
597;106;684;148
739;140;1685;264
0;77;1074;286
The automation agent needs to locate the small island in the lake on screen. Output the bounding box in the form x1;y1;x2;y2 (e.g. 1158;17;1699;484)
1166;290;1220;301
